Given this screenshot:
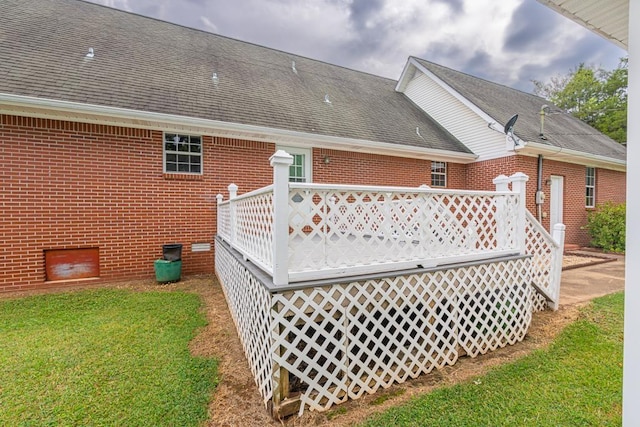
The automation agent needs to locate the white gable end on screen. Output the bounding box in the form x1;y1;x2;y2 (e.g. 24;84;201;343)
400;67;514;162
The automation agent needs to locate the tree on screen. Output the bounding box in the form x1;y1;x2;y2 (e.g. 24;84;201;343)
532;58;627;144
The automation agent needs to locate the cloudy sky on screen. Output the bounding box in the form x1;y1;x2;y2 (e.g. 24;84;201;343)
88;0;626;93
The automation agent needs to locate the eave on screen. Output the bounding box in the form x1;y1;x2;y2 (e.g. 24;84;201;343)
537;0;628;50
519;140;627;171
0;93;478;164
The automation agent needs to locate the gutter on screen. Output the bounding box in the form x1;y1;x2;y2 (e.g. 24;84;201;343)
0;93;478;164
519;140;626;172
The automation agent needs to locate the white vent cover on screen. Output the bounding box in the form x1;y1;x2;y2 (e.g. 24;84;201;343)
191;243;211;252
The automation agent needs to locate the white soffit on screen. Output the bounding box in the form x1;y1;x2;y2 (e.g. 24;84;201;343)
537;0;629;50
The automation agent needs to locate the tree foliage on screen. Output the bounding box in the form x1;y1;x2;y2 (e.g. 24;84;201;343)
532;58;627;143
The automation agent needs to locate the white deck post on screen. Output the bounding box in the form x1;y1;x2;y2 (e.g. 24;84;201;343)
228;184;238;247
270;150;294;286
551;224;566;309
549;223;566;310
216;193;224;239
509;172;529;255
493;175;510;250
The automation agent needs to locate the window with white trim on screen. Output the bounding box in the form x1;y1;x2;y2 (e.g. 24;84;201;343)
586;167;596;207
279;146;312;182
164;133;202;174
431;161;446;187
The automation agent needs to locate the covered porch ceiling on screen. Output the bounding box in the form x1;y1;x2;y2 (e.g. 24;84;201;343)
537;0;629;50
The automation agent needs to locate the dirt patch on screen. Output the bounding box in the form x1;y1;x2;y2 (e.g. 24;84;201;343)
0;276;586;426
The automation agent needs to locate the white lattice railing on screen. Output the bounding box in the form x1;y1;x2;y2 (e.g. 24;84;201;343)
215;238;535;416
217;184;275;275
286;183;520;280
525;211;565;310
216;150;538;286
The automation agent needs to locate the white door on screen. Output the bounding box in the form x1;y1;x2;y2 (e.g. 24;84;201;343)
549;175;564;229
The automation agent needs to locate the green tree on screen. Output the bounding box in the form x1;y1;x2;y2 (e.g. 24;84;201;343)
532;58;627;143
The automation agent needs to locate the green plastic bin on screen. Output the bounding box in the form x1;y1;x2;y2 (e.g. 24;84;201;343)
154;259;182;283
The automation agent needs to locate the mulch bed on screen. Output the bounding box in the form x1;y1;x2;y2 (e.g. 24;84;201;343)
562;250;619;271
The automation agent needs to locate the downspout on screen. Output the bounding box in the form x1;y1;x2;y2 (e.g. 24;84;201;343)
536;154;544;223
536;105;550;224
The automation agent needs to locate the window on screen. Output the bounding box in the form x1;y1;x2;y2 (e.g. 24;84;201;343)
586;167;596;207
164;133;202;174
279;146;311;182
431;161;447;187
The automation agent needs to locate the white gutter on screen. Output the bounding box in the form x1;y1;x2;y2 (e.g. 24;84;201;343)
520;140;627;171
0;93;478;164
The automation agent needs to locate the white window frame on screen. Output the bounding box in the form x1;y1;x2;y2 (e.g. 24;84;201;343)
586;166;596;208
431;161;447;187
278;146;312;182
163;132;203;174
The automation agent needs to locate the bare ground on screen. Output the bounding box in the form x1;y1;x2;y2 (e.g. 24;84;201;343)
0;269;592;427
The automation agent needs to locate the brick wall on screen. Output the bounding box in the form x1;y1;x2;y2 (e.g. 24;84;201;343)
0;114;626;292
596;168;626;205
0;116;213;291
311;149;467;189
0;115;464;292
464;154;626;246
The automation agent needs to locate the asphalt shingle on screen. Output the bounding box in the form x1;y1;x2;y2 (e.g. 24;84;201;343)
414;58;626;161
0;0;471;155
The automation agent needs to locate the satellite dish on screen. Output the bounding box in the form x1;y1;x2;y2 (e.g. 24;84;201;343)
504;114;519;134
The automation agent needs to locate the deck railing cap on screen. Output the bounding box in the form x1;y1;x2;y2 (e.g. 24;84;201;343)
270;150;294;166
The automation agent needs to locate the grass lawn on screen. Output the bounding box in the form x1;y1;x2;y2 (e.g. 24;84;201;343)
359;292;624;427
0;288;218;426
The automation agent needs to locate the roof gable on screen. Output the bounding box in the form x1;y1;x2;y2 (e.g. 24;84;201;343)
0;0;472;157
409;58;626;163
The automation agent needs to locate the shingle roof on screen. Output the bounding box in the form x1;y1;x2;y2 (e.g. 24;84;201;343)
0;0;472;155
413;58;626;161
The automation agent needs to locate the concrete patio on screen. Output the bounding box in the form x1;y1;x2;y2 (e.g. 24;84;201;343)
560;254;625;305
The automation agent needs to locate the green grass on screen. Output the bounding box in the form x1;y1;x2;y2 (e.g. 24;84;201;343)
0;288;218;426
360;292;624;427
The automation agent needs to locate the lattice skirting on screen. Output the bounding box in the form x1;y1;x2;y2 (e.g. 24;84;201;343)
216;240;540;415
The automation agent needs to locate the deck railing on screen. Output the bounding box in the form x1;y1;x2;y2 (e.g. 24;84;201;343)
216;150;551;286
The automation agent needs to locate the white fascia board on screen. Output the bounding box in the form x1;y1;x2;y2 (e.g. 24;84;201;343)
398;58;505;132
395;59;416;93
0;93;478;164
519;140;627;171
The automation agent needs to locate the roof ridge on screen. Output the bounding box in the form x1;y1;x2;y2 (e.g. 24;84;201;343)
76;0;399;83
411;56;547;101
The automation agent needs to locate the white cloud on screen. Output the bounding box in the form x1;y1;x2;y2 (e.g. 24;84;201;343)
84;0;626;92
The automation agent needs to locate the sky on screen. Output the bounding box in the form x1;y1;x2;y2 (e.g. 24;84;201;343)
87;0;627;93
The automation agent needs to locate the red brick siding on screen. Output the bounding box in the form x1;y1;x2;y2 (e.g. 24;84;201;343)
463;155;626;246
311;149;466;189
0;114;626;291
1;115;221;291
596;168;626;205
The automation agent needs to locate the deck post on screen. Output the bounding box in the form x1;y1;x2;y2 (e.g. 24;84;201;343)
228;184;238;247
549;223;566;310
270;150;294;286
492;175;510;250
216;193;224;239
509;172;529;255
